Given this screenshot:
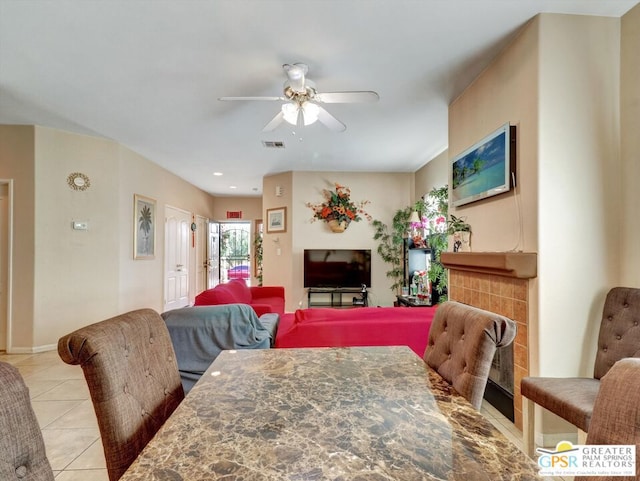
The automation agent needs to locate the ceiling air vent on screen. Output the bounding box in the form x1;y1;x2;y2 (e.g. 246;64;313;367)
262;141;285;149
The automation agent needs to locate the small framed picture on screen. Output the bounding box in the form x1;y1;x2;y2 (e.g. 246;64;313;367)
134;194;156;259
266;207;286;233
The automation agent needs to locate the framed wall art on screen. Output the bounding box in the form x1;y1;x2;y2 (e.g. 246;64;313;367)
266;207;286;233
450;123;516;207
134;194;156;259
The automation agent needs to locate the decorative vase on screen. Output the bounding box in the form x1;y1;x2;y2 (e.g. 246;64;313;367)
448;231;471;252
327;219;347;233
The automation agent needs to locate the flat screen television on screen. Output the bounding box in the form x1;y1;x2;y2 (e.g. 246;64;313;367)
303;249;371;288
450;123;516;207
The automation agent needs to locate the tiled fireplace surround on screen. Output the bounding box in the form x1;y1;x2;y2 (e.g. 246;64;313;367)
441;252;537;431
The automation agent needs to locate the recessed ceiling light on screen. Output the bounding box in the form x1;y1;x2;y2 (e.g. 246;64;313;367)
213;172;223;176
229;185;237;189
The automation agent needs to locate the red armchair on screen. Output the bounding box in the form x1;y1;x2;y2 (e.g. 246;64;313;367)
194;279;285;316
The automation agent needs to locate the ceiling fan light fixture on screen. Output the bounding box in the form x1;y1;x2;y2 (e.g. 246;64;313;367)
302;102;320;125
281;101;320;126
224;63;378;133
281;102;299;125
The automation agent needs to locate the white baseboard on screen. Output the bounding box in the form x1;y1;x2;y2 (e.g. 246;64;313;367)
7;344;57;354
537;431;578;449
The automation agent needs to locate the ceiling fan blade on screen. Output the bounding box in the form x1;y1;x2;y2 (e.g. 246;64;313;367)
283;63;308;93
314;91;379;103
317;106;346;132
262;111;285;132
218;96;284;101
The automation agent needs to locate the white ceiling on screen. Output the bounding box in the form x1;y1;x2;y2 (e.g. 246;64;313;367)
1;1;636;196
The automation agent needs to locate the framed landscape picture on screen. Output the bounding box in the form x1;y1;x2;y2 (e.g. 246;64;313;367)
450;123;516;207
134;194;156;259
266;207;286;233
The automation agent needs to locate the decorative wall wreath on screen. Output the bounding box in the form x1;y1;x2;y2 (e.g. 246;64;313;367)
67;172;91;191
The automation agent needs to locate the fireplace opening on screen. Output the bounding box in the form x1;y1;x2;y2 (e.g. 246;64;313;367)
484;343;514;421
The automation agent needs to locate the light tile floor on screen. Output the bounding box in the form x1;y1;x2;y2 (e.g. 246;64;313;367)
1;350;108;481
1;349;568;480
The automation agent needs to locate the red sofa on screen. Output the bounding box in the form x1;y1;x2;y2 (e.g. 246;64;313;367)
194;280;285;316
275;306;436;356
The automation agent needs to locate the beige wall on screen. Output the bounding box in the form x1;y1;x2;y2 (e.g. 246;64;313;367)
116;145;215;315
620;3;640;286
1;126;216;350
262;172;293;305
292;172;413;310
261;171;413;311
449;12;622;371
210;196;262;222
448;21;541;434
536;13;622;443
449;18;539;254
33;128;120;347
447;13;624;442
414;149;448;199
537;14;621;377
0;126;36;348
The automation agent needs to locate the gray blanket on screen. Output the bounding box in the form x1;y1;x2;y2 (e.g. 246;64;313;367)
162;304;278;392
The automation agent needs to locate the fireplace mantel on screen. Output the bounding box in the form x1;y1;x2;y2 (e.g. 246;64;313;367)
440;252;537;279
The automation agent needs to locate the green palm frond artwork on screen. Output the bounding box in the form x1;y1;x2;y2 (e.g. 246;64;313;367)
134;195;156;259
138;205;152;236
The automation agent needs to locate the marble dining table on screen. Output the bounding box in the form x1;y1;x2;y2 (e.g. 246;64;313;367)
119;346;543;481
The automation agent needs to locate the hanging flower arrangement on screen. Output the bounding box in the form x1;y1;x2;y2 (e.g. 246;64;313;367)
306;183;371;232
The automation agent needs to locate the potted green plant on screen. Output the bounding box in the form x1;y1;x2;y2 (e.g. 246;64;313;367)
421;186;449;303
447;214;472;252
372;185;460;303
447;215;471;233
253;231;263;286
372;206;413;294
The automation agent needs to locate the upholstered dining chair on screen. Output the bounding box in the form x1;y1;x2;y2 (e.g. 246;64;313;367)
423;300;517;410
574;357;640;481
521;287;640;456
0;361;55;481
58;308;185;481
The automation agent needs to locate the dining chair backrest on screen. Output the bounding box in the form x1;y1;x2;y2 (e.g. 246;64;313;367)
520;287;640;456
423;301;517;409
0;361;55;481
574;357;640;481
58;308;185;481
592;287;640;380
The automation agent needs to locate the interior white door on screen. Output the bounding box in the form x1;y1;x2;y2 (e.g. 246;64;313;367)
195;215;208;295
0;184;7;350
164;206;190;312
208;222;220;288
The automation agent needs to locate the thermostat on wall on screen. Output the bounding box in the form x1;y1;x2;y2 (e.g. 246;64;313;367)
72;221;89;231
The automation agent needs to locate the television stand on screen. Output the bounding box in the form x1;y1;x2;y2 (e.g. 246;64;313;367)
307;287;365;308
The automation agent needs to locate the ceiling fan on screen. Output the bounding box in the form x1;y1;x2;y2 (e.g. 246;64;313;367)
219;63;379;132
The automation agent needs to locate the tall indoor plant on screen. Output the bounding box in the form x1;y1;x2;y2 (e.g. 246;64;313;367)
372;206;413;294
372;185;457;302
372;193;434;295
422;186;448;302
253;231;263;286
